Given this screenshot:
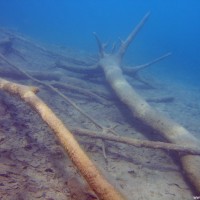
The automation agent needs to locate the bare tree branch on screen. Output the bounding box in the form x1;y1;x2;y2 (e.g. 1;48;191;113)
53;60;100;74
51;81;109;105
93;32;105;58
124;52;171;75
117;12;150;58
73;128;200;155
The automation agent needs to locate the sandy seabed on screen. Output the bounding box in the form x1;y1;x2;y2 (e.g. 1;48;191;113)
0;29;199;200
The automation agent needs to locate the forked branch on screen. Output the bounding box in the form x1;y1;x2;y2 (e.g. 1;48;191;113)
95;12;200;194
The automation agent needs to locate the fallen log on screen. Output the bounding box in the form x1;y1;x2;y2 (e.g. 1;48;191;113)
93;12;200;193
0;78;125;200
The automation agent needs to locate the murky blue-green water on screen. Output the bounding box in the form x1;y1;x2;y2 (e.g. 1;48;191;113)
0;0;199;86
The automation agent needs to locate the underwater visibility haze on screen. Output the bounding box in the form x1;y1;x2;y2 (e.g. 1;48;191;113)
1;1;200;200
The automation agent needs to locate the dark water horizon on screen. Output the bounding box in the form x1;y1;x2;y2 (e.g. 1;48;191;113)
0;0;199;87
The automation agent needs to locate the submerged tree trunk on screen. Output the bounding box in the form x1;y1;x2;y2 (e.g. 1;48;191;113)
94;13;200;193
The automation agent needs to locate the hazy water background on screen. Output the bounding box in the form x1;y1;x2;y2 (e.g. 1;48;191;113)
0;0;199;87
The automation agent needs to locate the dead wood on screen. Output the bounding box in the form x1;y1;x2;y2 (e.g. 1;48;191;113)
0;53;119;135
0;53;108;130
0;65;109;98
92;13;200;193
53;60;100;74
122;53;171;87
0;65;109;104
123;53;171;76
0;78;125;200
146;96;175;103
1;21;199;194
60;76;113;100
0;66;62;81
50;46;170;88
72;128;200;155
51;81;109;105
0;52;121;162
0;28;96;67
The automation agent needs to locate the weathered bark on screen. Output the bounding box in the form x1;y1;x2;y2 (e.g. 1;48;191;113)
94;13;200;193
0;78;125;200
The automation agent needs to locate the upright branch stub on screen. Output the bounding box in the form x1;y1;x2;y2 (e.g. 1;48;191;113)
117;12;150;59
93;12;150;60
93;32;105;58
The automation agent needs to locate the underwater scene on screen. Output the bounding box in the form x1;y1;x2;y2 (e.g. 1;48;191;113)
0;0;200;199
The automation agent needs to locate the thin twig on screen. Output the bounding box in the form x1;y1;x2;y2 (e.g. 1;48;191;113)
123;52;171;76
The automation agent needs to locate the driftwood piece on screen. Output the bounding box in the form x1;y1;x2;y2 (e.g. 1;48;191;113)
51;51;170;84
0;65;111;100
146;96;175;103
1;55;120;139
53;60;100;74
1;24;199;194
48;42;170;88
93;13;200;193
0;53;120;160
123;53;171;76
0;28;96;67
72;128;200;155
0;78;125;200
51;81;109;105
122;53;171;87
0;66;109;104
0;66;62;81
0;53;107;130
